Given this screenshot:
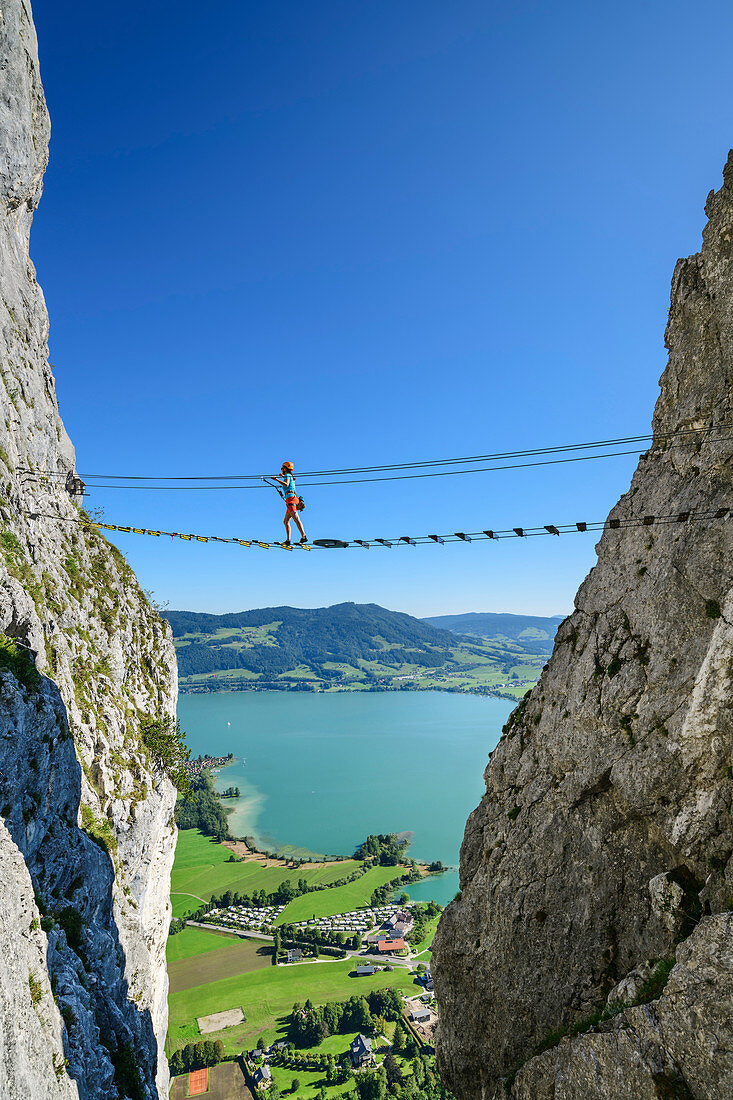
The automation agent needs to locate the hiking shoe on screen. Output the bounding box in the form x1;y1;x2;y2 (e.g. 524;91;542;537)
299;537;308;544
283;540;292;547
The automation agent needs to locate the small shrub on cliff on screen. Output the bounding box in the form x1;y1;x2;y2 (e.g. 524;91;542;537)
141;714;191;794
0;634;39;690
632;956;675;1005
80;804;117;857
705;599;722;619
28;972;43;1005
61;555;86;602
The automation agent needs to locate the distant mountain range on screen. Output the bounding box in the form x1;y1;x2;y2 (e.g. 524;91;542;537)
165;603;556;697
422;612;564;654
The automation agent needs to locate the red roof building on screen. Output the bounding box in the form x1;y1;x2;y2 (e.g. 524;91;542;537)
377;938;406;953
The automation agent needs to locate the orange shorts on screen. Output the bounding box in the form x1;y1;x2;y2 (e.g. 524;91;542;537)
285;496;299;515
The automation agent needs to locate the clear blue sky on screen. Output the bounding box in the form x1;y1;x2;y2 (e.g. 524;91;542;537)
30;0;733;617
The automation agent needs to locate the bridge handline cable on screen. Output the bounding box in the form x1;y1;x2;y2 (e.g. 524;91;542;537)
18;423;730;484
24;441;733;491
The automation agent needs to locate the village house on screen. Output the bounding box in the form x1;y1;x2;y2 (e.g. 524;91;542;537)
253;1065;272;1090
350;1034;374;1068
376;937;406;954
355;964;376;976
386;909;413;932
286;949;303;963
410;1008;432;1024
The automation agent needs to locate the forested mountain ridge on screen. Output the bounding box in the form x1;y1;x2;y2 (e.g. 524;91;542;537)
167;602;451;646
423;611;564;652
165;603;547;696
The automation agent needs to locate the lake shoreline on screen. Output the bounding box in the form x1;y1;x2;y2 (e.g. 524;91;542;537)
180;681;528;703
177;689;509;907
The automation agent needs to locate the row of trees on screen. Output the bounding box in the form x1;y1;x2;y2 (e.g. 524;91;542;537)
280;926;362;953
271;1049;347;1083
274;929;352;961
288;989;403;1047
169;1040;224;1075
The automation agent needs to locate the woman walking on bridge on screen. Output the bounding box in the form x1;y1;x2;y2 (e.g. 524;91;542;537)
268;461;308;547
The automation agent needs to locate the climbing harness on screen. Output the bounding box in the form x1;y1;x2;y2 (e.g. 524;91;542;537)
263;477;306;512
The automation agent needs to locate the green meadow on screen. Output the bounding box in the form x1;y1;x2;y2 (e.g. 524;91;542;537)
167;958;418;1055
166;925;241;963
275;866;406;925
171;830;360;918
167;832;421;1064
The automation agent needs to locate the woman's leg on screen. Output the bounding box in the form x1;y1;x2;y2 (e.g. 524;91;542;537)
293;512;306;539
283;511;292;541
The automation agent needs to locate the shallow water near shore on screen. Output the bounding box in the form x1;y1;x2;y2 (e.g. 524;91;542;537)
177;690;511;905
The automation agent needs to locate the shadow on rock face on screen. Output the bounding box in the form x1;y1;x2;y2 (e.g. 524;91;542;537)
0;659;162;1099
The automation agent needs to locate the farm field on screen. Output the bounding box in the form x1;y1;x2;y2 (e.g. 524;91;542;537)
166;926;242;964
167;958;418;1056
171;830;360;918
168;936;272;994
275;866;407;925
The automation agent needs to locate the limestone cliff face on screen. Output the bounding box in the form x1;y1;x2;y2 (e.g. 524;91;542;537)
0;3;178;1098
433;156;733;1099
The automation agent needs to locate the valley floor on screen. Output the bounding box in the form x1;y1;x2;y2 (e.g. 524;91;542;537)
167;830;443;1100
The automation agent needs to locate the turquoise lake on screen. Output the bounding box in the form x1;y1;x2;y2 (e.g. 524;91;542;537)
177;691;512;906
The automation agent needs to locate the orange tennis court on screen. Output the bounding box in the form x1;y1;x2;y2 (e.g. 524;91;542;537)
187;1067;208;1096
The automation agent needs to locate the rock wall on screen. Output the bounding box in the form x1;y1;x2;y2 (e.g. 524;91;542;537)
0;3;178;1097
433;155;733;1099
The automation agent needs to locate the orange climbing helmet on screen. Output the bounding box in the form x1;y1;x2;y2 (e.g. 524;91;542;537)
281;461;294;471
